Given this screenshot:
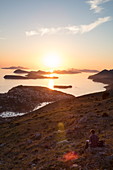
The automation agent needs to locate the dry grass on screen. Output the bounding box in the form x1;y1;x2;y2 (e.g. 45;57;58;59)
0;91;113;169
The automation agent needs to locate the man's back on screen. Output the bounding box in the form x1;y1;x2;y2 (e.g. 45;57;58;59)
89;134;99;147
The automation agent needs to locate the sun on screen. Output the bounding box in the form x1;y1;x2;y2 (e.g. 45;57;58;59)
43;53;60;69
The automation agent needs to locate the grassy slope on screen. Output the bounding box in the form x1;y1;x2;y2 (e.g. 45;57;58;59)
0;92;113;169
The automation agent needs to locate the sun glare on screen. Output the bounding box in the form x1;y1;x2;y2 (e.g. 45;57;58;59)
48;79;54;89
43;53;60;69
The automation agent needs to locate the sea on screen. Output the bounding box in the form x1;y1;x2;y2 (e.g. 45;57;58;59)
0;69;107;97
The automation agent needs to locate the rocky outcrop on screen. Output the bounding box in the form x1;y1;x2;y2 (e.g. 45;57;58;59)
0;85;75;113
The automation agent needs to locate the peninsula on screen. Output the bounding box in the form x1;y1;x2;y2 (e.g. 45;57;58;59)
0;85;74;113
88;69;113;90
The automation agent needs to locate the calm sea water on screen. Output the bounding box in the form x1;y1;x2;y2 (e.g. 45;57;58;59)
0;69;106;96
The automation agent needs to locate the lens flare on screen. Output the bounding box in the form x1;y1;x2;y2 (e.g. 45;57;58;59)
59;151;79;162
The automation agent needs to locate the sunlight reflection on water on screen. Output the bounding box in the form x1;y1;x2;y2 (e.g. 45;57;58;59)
0;69;106;96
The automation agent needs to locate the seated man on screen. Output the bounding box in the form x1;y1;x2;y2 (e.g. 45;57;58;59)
85;129;99;150
89;129;99;148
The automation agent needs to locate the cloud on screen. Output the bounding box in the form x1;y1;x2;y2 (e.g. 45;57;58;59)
87;0;111;13
25;16;112;36
39;27;62;36
80;16;112;33
25;30;39;36
66;16;111;34
26;27;62;36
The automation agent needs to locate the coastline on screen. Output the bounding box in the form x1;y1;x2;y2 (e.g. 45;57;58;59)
0;85;113;169
0;83;110;119
1;69;113;118
0;70;106;96
0;85;75;116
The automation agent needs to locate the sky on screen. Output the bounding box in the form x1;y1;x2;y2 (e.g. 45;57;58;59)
0;0;113;70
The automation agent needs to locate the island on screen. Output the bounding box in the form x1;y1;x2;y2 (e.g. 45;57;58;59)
4;75;28;79
1;66;28;69
4;74;58;79
54;85;72;89
53;69;81;74
53;69;98;74
14;69;29;74
4;69;58;79
14;69;51;74
3;68;99;80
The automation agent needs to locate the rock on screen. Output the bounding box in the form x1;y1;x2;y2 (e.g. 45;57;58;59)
71;163;81;169
57;140;69;144
102;112;109;117
105;155;113;164
102;155;113;168
0;143;5;147
31;158;40;164
27;139;32;144
44;144;50;149
34;133;41;140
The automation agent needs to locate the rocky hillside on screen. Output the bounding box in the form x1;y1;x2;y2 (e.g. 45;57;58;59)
0;85;74;113
0;90;113;169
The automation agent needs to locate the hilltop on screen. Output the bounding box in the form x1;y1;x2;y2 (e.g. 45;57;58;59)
88;69;113;86
0;89;113;169
0;85;74;113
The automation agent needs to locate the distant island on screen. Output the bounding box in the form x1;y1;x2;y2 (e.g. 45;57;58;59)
4;69;58;79
79;69;99;73
4;75;58;79
4;75;28;79
1;66;28;69
54;85;72;89
13;69;98;75
14;69;29;74
53;70;81;74
53;69;98;74
3;68;99;80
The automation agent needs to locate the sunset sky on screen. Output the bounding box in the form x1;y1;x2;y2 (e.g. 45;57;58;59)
0;0;113;70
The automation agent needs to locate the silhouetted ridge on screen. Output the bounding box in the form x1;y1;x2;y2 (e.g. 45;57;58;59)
88;69;113;86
